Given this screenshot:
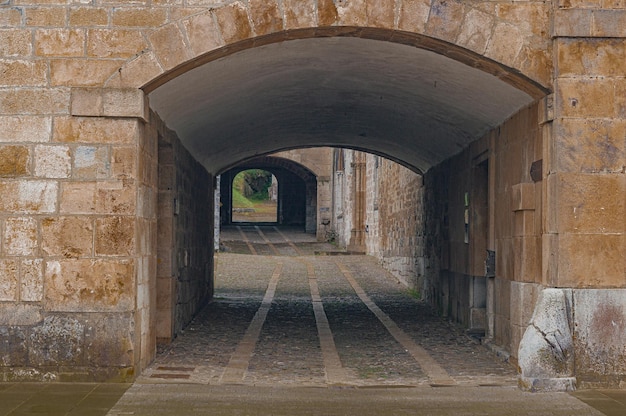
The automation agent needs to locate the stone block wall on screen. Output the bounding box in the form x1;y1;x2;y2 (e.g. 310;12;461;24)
333;150;424;290
368;155;425;290
153;114;212;342
424;102;543;360
0;108;146;381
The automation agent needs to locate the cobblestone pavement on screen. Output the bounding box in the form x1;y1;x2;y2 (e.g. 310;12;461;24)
142;226;517;387
105;226;613;415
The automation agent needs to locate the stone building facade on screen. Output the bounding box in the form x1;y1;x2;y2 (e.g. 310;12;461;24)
0;0;624;390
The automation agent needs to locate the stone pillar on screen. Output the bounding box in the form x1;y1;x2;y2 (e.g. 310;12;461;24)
0;87;151;381
519;2;626;390
348;152;366;253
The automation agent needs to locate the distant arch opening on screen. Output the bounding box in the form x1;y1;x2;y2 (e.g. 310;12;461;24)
231;169;278;223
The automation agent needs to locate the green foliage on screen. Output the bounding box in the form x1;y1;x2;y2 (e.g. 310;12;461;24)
232;188;254;208
407;288;421;300
233;169;273;201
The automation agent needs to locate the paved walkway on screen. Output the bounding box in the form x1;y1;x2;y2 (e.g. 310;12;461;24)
110;226;619;415
1;226;624;415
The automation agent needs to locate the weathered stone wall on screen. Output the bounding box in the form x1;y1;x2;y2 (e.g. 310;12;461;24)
334;151;424;289
154;115;212;342
273;148;334;239
364;154;425;290
546;0;626;388
0;110;147;381
424;102;543;361
333;149;354;249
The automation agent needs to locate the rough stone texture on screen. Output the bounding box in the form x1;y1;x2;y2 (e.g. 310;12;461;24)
34;145;71;178
0;259;18;301
44;259;135;312
153;112;212;345
0;145;30;177
573;289;626;388
0;0;623;388
41;216;93;258
518;289;576;392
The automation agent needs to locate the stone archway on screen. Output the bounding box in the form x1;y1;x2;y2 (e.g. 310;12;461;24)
6;0;626;390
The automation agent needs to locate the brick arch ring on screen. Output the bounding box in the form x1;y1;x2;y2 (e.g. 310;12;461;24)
102;0;551;99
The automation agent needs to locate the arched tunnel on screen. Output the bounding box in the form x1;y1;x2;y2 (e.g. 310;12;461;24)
147;33;548;387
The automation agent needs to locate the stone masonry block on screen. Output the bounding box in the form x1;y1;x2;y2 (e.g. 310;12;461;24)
4;217;38;256
426;0;466;43
96;181;136;215
457;8;494;54
556;173;625;234
41;216;93;258
84;313;134;367
50;59;122;87
35;29;85;57
0;259;18;301
334;0;367;26
87;29;146;59
573;289;626;385
103;88;147;120
54;117;138;144
510;281;540;327
183;11;224;56
0;89;70;115
553;9;592;37
73;146;109;179
69;88;103;117
249;0;283;36
554;119;626;174
317;0;339;25
29;315;85;367
69;7;108;27
0;8;22;27
71;88;147;120
215;1;253;44
398;0;430;32
44;259;135;312
485;23;523;68
497;2;550;39
111;7;167;27
557;234;625;288
0;145;30;177
0;326;28;367
511;183;535;212
616;78;626;119
24;7;66;27
0;116;51;143
20;258;43;302
111;146;136;180
60;181;96;214
556;78;616;118
366;0;395;29
558;39;626;78
0;181;58;214
148;23;192;72
0;304;42;326
106;51;164;89
593;10;626;37
34;145;71;178
283;0;317;30
0;60;47;87
514;211;535;237
95;216;135;256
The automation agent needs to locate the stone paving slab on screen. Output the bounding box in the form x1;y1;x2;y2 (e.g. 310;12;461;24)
106;384;605;416
0;383;130;416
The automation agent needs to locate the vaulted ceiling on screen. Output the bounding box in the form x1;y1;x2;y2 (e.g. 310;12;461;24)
148;37;537;175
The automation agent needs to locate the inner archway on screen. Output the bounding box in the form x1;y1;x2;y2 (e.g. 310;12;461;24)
147;29;550;387
231;169;278;224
